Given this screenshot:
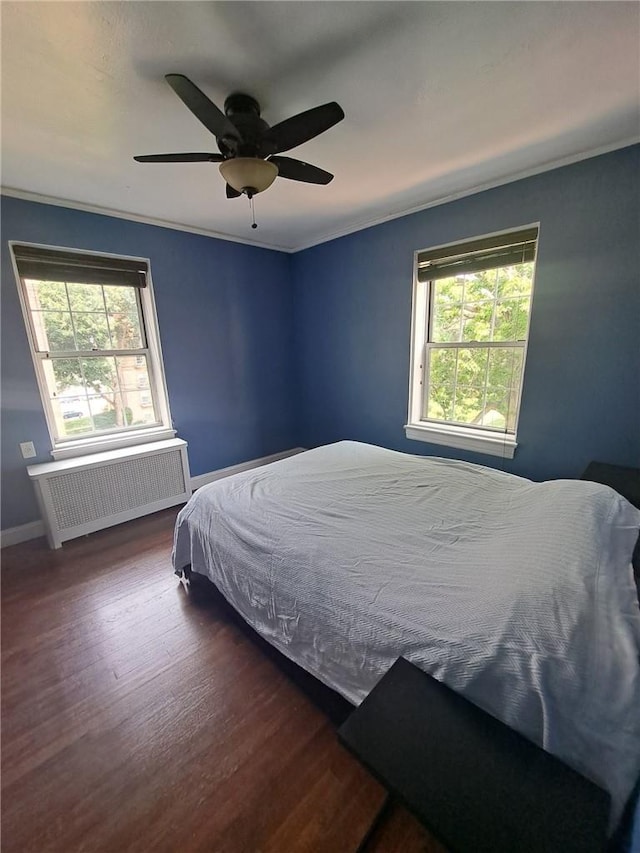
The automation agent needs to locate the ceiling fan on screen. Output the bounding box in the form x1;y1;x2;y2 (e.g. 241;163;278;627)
134;75;345;203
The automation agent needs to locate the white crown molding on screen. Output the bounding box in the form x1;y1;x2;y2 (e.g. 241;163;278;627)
2;137;637;254
0;186;291;253
291;137;640;252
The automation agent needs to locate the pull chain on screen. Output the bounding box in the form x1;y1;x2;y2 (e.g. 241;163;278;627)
247;192;258;229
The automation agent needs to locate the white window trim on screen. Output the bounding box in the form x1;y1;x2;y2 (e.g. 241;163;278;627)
405;224;539;459
49;426;177;461
10;241;176;460
404;422;517;459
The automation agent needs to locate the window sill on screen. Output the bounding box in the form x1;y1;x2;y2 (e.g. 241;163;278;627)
50;427;177;461
404;422;517;459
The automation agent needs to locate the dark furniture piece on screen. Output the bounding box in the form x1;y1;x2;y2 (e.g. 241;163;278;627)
580;462;640;510
338;657;610;853
581;461;640;596
581;460;640;853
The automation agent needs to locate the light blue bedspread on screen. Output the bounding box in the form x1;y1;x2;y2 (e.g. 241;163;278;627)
173;441;640;829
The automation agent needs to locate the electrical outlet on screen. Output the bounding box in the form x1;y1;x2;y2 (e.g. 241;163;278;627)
20;441;36;459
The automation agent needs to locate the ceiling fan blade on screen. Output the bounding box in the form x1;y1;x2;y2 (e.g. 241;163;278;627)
226;183;241;198
165;74;241;143
269;102;344;154
134;153;224;163
270;156;333;185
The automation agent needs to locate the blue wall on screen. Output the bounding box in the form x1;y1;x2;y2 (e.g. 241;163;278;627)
292;145;640;481
2;145;639;530
1;196;295;529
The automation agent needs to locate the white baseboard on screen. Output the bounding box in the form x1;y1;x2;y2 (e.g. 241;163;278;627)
190;447;306;490
1;520;46;548
1;447;307;548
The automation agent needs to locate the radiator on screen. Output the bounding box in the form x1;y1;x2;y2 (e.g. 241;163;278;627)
27;438;191;549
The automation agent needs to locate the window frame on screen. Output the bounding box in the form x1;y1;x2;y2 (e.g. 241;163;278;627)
405;225;539;459
10;241;175;460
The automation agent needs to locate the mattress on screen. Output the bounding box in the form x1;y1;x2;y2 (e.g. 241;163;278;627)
173;440;640;827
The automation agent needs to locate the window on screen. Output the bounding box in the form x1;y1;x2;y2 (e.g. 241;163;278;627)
11;243;174;459
406;227;538;458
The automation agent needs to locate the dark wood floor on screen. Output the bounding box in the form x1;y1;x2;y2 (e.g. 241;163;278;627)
1;509;445;853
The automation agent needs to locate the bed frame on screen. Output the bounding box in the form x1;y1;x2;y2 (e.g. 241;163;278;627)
177;461;640;851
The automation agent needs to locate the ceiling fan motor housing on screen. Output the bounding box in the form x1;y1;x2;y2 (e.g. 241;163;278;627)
219;93;276;158
224;93;260;117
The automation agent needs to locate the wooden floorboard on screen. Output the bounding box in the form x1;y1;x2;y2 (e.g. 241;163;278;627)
1;509;445;853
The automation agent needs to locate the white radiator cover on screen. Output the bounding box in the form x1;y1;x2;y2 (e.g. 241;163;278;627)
27;438;190;549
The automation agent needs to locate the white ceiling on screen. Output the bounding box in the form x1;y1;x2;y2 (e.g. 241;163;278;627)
1;2;639;252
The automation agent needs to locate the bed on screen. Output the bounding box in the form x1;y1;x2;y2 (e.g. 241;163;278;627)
172;440;640;830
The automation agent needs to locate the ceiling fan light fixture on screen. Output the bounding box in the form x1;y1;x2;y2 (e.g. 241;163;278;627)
219;158;278;195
